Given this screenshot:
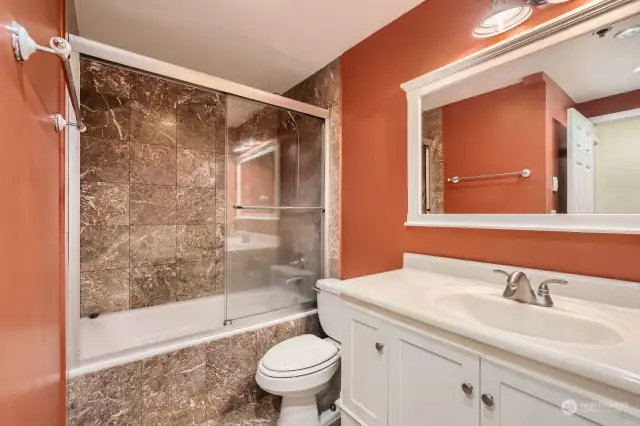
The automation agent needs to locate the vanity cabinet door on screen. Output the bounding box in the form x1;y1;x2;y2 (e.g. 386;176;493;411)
480;360;640;426
388;325;481;426
342;304;389;426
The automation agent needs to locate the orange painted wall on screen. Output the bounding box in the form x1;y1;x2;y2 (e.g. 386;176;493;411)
576;88;640;118
442;81;547;213
0;0;66;424
340;0;640;282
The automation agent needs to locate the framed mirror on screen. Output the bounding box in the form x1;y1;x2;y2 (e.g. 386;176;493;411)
236;140;281;220
403;0;640;233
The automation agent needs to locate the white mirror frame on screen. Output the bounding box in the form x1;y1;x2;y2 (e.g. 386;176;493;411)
402;0;640;234
236;140;281;220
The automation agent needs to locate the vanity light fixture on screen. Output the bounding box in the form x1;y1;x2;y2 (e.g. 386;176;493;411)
474;0;573;39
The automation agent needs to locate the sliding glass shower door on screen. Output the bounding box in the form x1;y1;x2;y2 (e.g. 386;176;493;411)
224;96;324;321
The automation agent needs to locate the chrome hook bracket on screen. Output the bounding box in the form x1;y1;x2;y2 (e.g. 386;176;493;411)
10;22;86;133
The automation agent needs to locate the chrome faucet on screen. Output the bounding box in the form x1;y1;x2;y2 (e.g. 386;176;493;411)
493;270;568;307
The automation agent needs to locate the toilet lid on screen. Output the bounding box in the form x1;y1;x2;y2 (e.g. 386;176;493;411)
262;334;339;373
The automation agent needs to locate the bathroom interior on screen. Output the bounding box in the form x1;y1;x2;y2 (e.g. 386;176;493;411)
4;0;640;425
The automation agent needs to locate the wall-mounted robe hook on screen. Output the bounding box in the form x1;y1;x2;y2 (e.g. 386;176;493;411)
10;22;86;133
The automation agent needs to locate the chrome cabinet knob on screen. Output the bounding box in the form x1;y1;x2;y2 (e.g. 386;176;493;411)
461;383;474;396
481;394;494;408
375;342;384;352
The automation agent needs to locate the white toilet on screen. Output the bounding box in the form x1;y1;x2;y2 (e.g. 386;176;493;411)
256;279;343;426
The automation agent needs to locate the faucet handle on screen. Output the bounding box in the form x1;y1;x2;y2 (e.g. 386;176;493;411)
493;269;510;278
538;278;568;294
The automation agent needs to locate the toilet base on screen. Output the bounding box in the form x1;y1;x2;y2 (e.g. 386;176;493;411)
278;395;320;426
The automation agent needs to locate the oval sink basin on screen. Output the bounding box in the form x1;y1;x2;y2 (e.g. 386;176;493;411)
435;292;623;345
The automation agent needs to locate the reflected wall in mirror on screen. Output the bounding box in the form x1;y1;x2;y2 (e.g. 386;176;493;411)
236;141;280;219
419;13;640;215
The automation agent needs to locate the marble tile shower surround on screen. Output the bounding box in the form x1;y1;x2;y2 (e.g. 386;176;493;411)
79;57;227;317
68;316;321;426
422;108;444;214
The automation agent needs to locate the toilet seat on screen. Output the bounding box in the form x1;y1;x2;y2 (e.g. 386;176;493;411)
259;335;340;378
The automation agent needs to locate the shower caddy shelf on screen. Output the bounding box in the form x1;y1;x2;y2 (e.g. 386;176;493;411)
9;22;85;133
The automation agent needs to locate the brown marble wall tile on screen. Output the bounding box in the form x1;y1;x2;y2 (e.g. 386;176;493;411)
130;100;177;147
141;346;207;426
81;182;129;226
80;225;129;272
80;58;132;99
422;108;444;214
177;100;226;152
176;260;223;301
130;225;177;266
68;362;141;426
80;268;129;317
177;187;216;225
80;136;129;183
177;149;216;187
131;73;180;109
177;225;216;262
81;89;131;141
205;332;259;419
130;263;177;309
130;185;177;225
131;143;177;186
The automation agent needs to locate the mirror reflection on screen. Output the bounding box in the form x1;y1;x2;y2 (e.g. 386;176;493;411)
421;14;640;215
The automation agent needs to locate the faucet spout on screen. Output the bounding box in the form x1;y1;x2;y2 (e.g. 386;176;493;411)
494;269;536;304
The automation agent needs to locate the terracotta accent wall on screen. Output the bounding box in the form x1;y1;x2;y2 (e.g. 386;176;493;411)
576;88;640;118
340;0;640;282
79;58;225;316
0;1;65;425
442;81;548;213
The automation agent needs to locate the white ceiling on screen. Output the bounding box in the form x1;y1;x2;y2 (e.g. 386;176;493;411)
74;0;424;94
423;14;640;110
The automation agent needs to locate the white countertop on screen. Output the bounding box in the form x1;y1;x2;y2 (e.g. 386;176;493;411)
340;267;640;397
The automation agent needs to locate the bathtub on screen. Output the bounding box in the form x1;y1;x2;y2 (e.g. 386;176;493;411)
72;285;316;377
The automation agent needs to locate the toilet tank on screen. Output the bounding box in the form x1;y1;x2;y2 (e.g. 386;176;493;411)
316;279;343;343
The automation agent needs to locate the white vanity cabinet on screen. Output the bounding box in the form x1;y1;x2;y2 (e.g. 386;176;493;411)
341;302;640;426
342;304;390;426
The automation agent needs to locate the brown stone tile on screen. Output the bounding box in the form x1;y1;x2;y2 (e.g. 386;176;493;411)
205;332;259;420
80;225;129;272
177;101;225;152
80;136;129;183
130;100;177;148
131;72;181;109
130;143;177;186
68;362;141;426
176;260;223;301
80;268;129;317
141;346;207;426
81;89;131;141
130;263;177;308
177;187;216;225
176;86;224;107
130;225;176;266
176;225;216;262
130;185;177;225
177;149;216;187
81;182;129;227
80;58;132;98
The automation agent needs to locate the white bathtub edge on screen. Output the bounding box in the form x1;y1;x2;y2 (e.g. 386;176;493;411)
69;306;318;379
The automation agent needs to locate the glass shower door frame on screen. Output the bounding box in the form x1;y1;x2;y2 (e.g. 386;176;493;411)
65;35;331;371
